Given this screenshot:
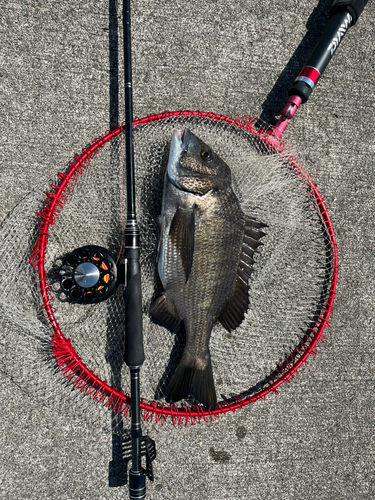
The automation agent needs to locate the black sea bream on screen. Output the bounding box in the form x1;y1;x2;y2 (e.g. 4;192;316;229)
150;129;265;408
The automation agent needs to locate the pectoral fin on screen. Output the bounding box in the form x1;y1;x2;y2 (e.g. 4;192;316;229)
169;206;195;282
219;217;266;332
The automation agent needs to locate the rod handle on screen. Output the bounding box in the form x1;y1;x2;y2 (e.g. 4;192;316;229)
124;248;145;367
272;0;369;138
288;0;369;104
287;10;353;104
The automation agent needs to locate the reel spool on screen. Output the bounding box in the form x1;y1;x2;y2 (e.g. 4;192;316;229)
59;245;119;304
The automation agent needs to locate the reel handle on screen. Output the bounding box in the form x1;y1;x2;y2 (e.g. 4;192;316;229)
124;247;145;368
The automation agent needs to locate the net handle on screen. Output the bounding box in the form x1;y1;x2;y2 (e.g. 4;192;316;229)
272;0;369;138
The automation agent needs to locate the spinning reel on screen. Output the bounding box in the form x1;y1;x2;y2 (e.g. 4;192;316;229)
59;245;124;304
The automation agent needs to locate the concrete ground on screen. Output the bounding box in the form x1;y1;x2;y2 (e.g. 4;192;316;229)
1;0;374;499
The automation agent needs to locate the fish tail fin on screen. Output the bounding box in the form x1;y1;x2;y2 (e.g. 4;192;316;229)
166;358;217;409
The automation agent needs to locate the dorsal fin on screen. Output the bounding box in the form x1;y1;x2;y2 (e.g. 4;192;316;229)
219;217;266;332
169;206;195;282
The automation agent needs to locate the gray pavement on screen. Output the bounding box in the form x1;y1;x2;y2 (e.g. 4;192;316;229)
1;1;374;499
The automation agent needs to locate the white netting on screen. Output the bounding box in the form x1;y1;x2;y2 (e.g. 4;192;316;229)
0;114;334;417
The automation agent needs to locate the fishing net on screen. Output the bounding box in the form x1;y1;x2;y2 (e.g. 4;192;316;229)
0;110;337;426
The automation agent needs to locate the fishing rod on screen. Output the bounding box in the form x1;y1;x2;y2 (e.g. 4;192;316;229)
41;1;157;494
123;0;155;498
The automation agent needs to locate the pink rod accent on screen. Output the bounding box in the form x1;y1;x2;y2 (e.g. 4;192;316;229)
272;95;303;139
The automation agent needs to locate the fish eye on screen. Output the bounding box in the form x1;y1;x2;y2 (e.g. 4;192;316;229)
200;149;213;162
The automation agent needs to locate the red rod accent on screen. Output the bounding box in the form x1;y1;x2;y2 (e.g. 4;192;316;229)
298;66;321;86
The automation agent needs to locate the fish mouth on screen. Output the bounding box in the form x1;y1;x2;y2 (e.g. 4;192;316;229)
167;128;211;196
170;128;190;152
181;128;191;150
166;128;214;196
167;129;195;193
167;129;190;184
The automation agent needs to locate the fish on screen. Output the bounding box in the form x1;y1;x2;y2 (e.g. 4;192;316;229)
150;128;266;408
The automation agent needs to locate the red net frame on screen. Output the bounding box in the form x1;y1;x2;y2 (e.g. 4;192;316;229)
30;110;338;426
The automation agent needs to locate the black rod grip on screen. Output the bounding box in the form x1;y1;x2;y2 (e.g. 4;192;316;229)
124;250;145;367
330;0;369;25
288;10;353;103
287;0;369;104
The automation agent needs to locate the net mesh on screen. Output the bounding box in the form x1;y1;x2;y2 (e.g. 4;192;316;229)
0;112;336;425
